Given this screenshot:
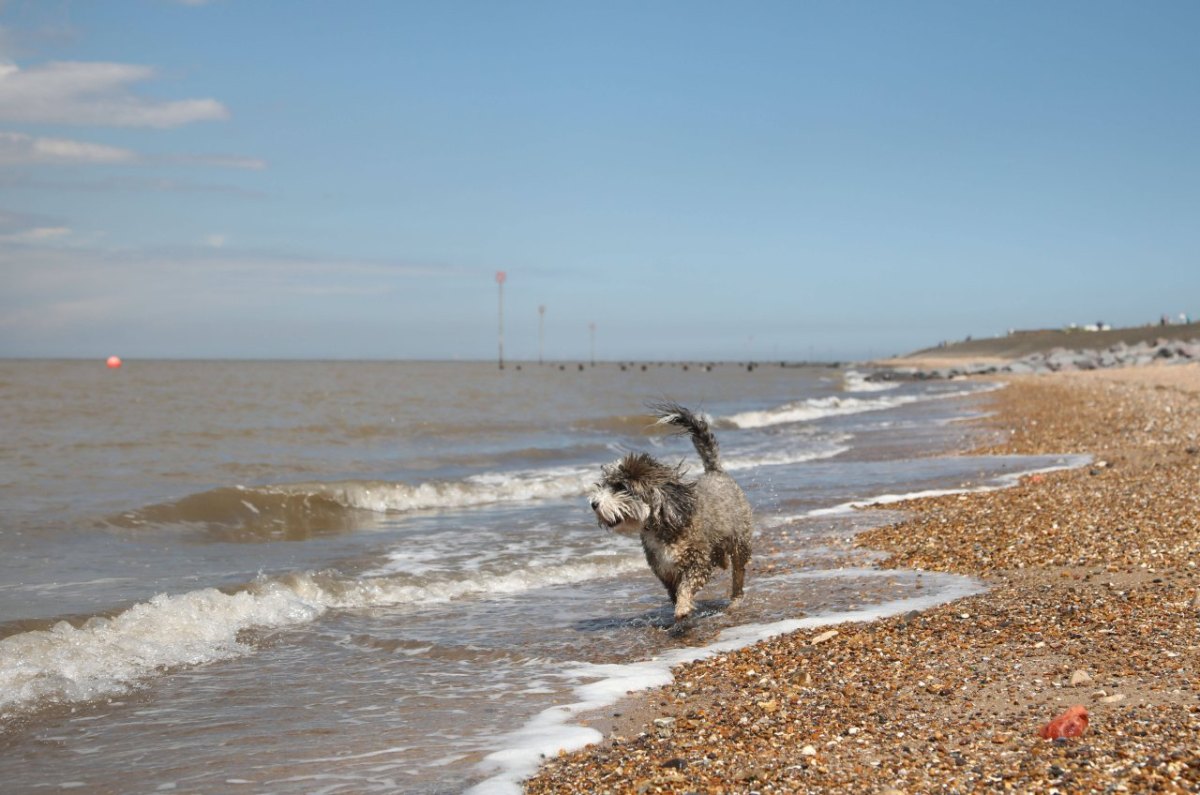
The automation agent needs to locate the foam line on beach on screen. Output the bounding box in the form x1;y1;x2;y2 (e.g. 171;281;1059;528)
465;570;984;795
723;383;1002;430
806;453;1092;517
722;435;852;472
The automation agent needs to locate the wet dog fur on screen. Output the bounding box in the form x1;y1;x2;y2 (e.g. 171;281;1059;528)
589;402;752;624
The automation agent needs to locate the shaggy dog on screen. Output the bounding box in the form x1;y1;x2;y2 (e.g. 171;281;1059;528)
588;402;752;624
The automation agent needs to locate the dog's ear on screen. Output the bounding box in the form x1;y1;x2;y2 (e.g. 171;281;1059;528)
651;480;696;533
624;475;655;503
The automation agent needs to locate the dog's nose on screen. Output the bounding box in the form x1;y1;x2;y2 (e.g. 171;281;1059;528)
589;500;599;510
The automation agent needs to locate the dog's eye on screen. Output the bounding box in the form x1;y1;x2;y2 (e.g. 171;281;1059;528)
611;484;627;494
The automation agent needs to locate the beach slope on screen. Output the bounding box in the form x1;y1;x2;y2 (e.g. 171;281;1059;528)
526;364;1200;793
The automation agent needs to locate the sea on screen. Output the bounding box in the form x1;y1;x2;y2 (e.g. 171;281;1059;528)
0;360;1087;794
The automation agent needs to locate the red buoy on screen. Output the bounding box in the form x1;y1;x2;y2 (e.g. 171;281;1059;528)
106;355;122;369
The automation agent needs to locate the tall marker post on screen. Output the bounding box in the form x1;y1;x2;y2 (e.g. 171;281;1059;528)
496;270;506;370
589;321;596;367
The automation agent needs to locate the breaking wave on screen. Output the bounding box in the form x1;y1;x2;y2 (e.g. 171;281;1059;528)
109;467;598;536
723;386;993;429
108;441;851;536
842;370;901;393
0;556;643;716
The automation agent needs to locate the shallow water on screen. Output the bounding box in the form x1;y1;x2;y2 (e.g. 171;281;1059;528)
0;360;1082;793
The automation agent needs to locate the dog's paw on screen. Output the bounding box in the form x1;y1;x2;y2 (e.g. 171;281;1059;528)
667;619;693;638
668;609;697;636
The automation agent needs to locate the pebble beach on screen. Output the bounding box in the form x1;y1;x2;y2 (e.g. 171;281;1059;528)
526;364;1200;794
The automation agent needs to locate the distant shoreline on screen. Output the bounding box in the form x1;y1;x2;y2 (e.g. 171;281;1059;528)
877;320;1200;367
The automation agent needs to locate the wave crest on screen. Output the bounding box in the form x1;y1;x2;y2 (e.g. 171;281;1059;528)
0;556;643;716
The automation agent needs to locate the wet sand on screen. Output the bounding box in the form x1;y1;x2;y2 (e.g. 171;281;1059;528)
526;365;1200;793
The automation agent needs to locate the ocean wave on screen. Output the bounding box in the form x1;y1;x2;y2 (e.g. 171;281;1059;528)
723;386;989;429
110;436;851;536
0;557;643;716
842;370;901;393
110;467;598;537
722;436;851;471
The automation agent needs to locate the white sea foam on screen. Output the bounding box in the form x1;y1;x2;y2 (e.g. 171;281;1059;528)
297;465;597;514
721;435;851;472
724;385;998;429
842;370;901;393
0;583;323;714
806;454;1091;517
0;557;644;716
466;569;984;795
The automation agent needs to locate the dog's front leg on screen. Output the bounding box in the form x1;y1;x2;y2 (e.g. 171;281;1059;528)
672;567;711;624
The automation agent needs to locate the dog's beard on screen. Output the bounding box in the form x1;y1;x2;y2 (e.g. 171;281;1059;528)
589;485;650;535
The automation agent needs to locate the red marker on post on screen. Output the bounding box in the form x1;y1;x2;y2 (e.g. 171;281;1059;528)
106;356;122;369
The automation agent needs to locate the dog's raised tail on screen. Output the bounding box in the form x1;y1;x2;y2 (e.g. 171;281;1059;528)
651;401;722;473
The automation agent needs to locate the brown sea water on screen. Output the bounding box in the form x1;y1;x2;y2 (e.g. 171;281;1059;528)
0;360;1084;793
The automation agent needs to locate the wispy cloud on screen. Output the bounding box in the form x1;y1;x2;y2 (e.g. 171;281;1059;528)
0;207;63;233
0;224;70;243
0;239;466;333
0;130;137;165
0;130;266;170
0;61;228;128
164;153;266;170
0;172;267;198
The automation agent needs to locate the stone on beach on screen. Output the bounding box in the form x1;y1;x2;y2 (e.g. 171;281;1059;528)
1069;669;1093;687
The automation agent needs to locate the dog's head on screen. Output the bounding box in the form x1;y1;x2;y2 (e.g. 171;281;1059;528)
588;452;694;535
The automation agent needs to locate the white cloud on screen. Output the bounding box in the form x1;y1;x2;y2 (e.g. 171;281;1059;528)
204;233;227;248
167;153;266;170
0;224;70;243
0;130;266;171
0;61;229;128
0;130;137;165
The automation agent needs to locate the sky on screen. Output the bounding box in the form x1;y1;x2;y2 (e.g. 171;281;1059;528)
1;1;1197;361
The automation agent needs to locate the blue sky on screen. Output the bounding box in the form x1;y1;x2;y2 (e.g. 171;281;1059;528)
1;1;1197;361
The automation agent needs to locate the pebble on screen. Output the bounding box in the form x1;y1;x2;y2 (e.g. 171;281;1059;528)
810;629;838;645
1070;669;1093;687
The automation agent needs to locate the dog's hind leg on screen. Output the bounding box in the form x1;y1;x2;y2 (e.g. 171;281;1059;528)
729;542;750;602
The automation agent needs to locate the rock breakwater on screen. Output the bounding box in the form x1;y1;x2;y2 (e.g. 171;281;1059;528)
872;337;1200;382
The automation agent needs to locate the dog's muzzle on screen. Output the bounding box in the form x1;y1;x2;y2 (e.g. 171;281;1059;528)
590;500;621;529
589;487;649;534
